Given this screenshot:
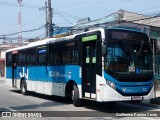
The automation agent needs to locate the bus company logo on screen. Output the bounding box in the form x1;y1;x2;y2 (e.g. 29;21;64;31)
143;87;148;92
49;71;67;78
122;88;126;92
18;67;29;80
49;71;59;77
67;71;72;79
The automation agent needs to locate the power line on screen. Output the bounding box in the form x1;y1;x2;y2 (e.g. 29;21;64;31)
0;1;17;7
55;0;97;9
54;9;81;20
138;5;160;14
22;3;40;8
55;13;74;25
35;33;46;38
0;0;40;8
117;4;160;20
55;0;104;12
0;24;45;37
23;13;45;26
6;14;160;37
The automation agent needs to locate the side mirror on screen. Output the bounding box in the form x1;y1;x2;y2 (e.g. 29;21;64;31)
102;45;106;56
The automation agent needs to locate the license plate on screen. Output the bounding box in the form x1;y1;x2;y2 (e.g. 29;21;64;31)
131;96;143;101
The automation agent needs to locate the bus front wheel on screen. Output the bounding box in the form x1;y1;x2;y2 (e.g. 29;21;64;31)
21;80;28;95
72;85;82;107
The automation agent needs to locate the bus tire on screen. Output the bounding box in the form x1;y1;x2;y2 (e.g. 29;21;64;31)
21;80;28;95
72;85;82;107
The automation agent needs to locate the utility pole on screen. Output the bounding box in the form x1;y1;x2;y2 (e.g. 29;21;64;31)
3;36;5;44
39;1;48;37
48;0;53;38
18;0;22;46
45;1;48;37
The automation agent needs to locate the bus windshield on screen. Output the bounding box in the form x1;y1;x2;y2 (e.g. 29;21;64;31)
104;30;153;74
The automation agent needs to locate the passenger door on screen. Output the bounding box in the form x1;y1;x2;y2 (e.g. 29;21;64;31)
12;51;18;87
82;35;97;99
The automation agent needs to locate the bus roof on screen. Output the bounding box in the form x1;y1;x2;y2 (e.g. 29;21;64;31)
107;27;146;34
6;38;52;52
6;28;105;53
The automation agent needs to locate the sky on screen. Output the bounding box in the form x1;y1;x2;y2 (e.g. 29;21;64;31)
0;0;160;43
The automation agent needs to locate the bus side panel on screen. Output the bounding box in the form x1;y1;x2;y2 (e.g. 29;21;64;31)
64;65;82;98
16;66;27;89
37;66;47;81
64;65;82;85
37;66;48;94
16;66;37;92
5;66;12;87
47;65;82;96
27;66;37;81
27;66;37;92
47;65;81;84
6;65;82;97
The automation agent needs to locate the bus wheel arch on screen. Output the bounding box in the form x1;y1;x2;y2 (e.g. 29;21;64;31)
20;78;28;95
65;80;76;98
65;80;82;107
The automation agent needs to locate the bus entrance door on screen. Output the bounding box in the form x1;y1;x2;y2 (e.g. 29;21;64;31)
12;51;18;87
82;41;96;99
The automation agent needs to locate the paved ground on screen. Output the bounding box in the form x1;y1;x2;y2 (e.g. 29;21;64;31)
0;77;160;120
1;77;160;105
150;92;160;105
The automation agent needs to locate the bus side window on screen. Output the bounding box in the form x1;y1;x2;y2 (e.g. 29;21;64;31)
26;48;37;65
38;49;47;65
49;44;62;65
62;41;79;64
6;53;12;66
18;50;26;65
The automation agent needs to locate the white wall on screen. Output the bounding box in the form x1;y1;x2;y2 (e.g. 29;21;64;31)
1;51;5;59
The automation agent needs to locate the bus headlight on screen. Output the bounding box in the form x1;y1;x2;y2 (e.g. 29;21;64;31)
106;80;116;89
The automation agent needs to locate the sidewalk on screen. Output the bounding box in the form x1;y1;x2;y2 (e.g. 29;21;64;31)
150;91;160;105
0;77;5;81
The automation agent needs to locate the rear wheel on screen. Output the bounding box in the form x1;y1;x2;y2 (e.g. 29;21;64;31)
21;80;28;95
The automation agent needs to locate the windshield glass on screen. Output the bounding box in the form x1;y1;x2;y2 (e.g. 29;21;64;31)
104;41;152;74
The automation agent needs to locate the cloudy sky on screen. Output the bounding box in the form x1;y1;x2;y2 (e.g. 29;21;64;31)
0;0;159;43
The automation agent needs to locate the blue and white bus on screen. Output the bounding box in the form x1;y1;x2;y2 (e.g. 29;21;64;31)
5;28;155;106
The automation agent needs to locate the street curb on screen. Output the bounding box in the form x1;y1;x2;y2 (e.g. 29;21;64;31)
141;98;160;105
141;99;150;104
0;77;5;81
150;97;160;105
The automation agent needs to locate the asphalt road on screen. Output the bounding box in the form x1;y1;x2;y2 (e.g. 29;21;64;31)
0;79;160;120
